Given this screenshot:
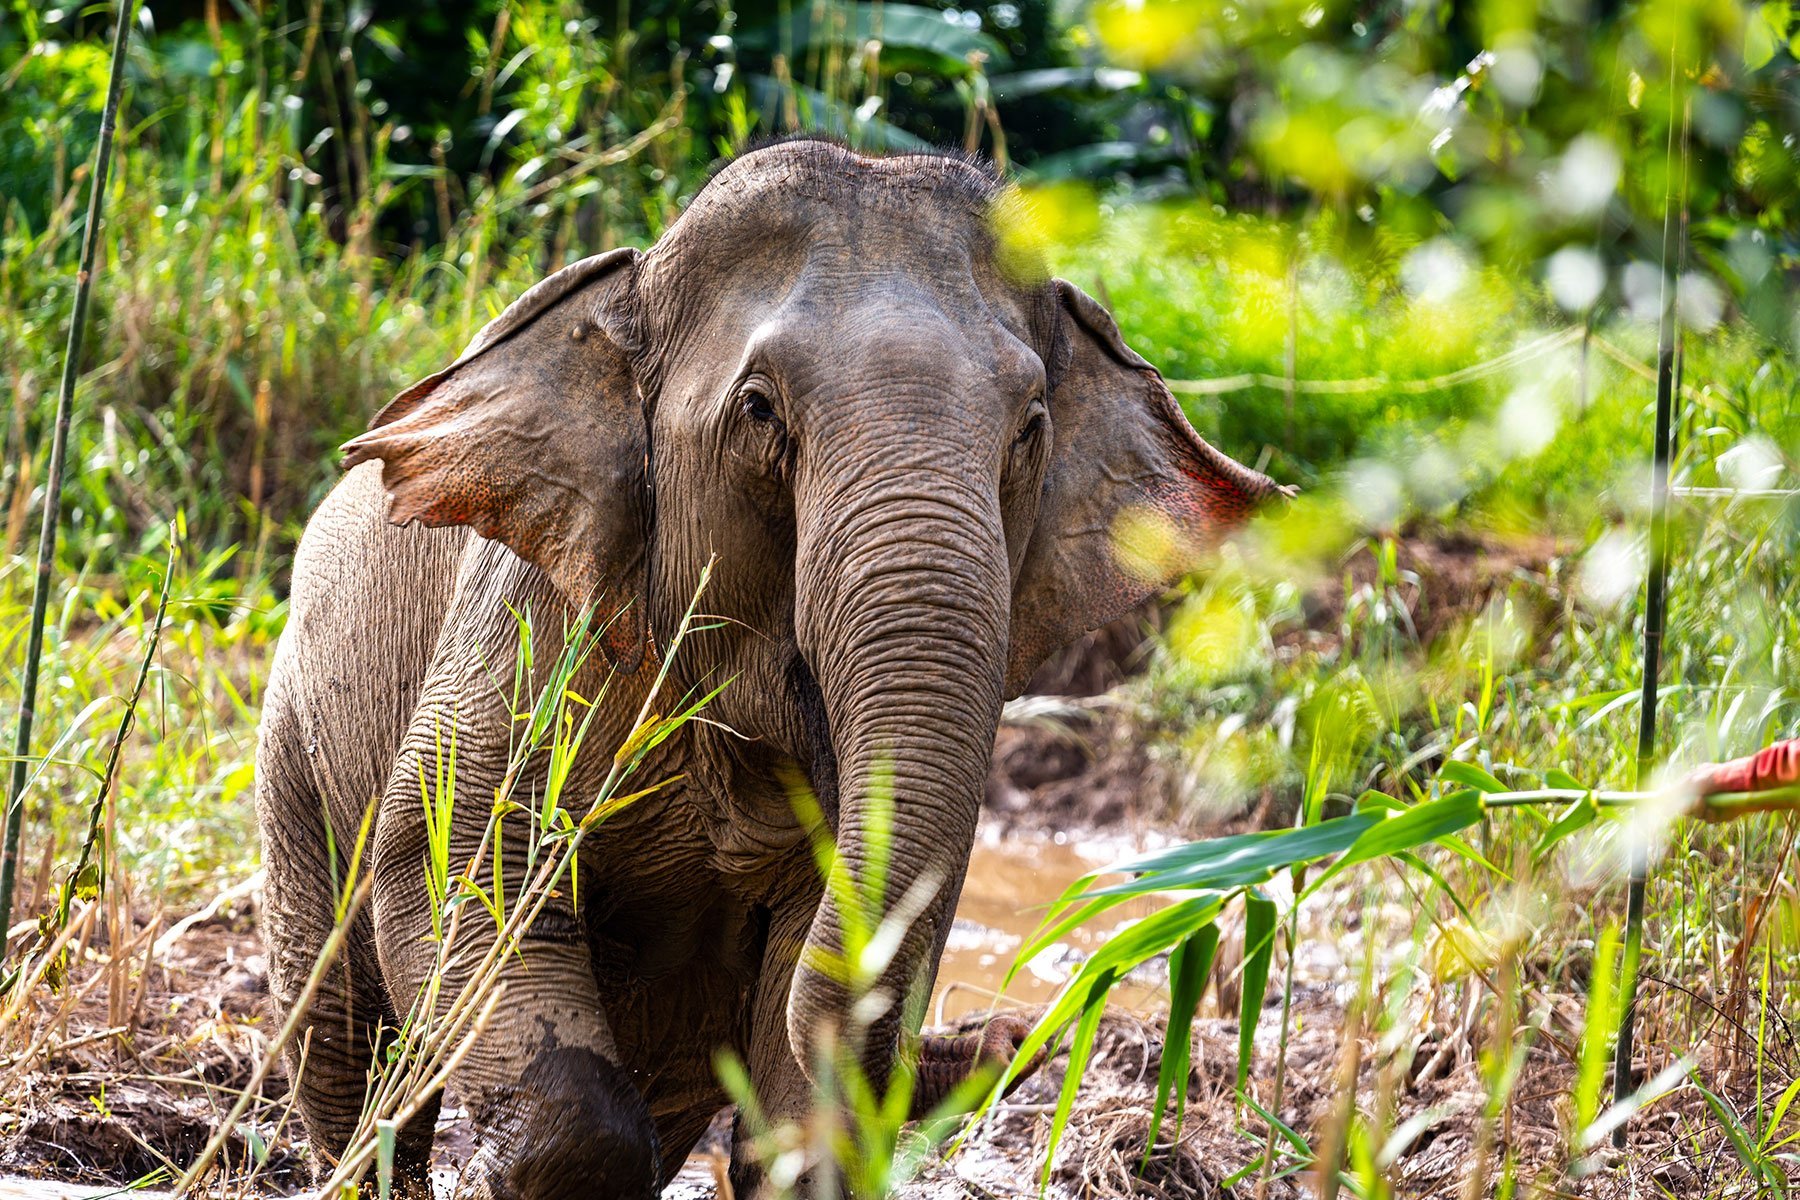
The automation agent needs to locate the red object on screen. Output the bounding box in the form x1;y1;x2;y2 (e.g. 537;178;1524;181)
1689;738;1800;796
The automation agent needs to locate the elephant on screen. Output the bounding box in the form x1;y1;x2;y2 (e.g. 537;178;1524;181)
253;138;1284;1199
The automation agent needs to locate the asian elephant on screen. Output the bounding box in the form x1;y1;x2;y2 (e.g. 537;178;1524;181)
254;138;1283;1199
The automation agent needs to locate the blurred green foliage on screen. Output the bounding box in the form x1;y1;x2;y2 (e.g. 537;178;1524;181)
0;9;1797;1184
0;0;1795;565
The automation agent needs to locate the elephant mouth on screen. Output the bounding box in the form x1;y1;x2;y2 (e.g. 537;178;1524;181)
787;649;840;831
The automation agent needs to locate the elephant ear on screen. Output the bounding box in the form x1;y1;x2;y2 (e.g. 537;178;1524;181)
342;248;651;670
1004;280;1286;696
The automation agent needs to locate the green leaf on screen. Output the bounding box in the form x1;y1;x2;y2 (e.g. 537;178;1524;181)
1746;3;1782;69
1237;892;1277;1095
1303;790;1486;898
1439;760;1506;793
1353;790;1404;813
1144;922;1219;1163
1533;795;1598;865
1242;1091;1312;1158
997;896;1225;1106
1041;968;1116;1192
1089;811;1381;898
1010;880;1131;979
1760;1075;1800;1150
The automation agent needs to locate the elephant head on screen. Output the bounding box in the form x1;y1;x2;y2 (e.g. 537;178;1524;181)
342;140;1281;1104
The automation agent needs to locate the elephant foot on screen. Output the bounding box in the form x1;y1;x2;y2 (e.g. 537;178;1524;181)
456;1046;661;1200
910;1014;1042;1118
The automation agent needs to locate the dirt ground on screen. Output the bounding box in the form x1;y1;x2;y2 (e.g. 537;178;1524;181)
0;910;1737;1198
0;530;1760;1197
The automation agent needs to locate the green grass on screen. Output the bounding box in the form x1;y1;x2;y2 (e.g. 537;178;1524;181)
1053;204;1800;534
4;4;1800;1194
9;228;1797;1192
992;291;1800;1189
0;539;280;908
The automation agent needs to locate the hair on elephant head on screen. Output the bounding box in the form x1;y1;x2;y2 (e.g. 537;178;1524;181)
334;138;1282;1170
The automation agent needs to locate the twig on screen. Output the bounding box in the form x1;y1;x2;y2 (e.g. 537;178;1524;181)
53;532;177;932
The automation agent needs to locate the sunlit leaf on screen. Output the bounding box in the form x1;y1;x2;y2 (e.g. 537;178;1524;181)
1438;760;1505;793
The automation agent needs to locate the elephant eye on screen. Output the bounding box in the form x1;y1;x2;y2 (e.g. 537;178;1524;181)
740;380;781;425
1014;412;1045;447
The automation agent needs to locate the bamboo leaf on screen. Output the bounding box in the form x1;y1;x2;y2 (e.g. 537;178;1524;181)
612;712;665;765
1144;921;1219;1164
997;895;1224;1106
580;774;685;830
1040;968;1115;1192
1438;760;1506;793
1302;790;1486;899
1010;890;1130;984
1237;891;1276;1095
1085;812;1380;900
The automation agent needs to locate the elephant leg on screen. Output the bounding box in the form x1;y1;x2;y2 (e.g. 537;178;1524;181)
729;902;816;1200
256;731;436;1184
911;1014;1039;1117
440;938;657;1200
373;812;658;1198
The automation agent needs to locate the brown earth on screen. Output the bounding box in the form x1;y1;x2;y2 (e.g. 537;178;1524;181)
0;529;1758;1198
0;901;1749;1199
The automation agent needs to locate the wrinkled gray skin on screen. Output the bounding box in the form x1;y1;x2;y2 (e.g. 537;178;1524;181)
255;140;1281;1199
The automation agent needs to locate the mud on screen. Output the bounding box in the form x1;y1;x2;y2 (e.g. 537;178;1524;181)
0;530;1742;1198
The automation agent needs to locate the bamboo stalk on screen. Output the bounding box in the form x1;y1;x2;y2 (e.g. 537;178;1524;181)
0;0;140;967
1614;66;1690;1144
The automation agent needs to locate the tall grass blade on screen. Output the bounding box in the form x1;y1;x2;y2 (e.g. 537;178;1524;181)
1693;1074;1788;1196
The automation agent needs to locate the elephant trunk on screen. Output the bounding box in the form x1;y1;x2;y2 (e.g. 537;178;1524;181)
787;460;1010;1095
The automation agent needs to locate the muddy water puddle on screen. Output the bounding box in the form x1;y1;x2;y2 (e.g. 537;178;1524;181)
930;829;1168;1023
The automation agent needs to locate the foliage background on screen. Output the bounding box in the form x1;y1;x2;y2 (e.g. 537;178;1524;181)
3;0;1800;1192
